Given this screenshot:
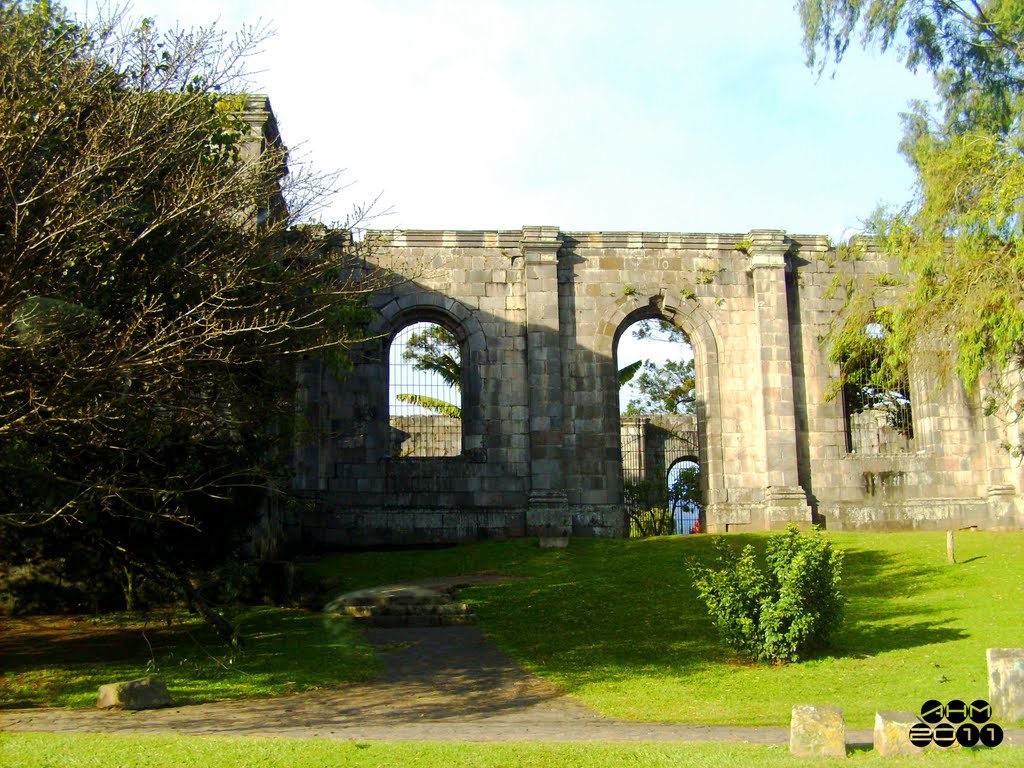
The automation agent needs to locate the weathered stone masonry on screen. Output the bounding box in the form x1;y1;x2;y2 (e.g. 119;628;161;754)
286;226;1024;547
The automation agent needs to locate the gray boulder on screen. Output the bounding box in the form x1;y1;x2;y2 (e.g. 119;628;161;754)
96;677;173;710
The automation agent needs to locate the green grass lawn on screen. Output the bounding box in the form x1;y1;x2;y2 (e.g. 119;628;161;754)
315;530;1024;729
1;733;1020;768
0;607;380;708
2;530;1021;734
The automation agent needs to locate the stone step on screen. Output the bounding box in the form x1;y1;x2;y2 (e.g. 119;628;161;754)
327;584;476;627
360;612;477;628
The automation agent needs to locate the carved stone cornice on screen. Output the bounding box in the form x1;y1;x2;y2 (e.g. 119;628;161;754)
746;229;791;270
520;226;562;263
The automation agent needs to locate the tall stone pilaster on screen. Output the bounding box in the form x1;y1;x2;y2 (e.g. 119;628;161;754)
521;226;571;543
748;230;812;528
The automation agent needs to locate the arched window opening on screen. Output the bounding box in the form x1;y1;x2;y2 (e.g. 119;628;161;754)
616;317;699;536
832;320;914;454
389;321;462;457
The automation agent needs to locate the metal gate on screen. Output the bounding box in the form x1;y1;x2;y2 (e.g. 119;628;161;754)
621;416;702;537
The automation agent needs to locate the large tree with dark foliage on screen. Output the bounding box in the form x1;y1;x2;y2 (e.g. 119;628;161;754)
0;1;383;634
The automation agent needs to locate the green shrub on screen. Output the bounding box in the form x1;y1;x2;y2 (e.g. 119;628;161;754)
690;525;844;663
628;508;675;537
625;478;676;537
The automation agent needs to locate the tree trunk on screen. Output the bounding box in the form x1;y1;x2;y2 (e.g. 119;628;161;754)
176;573;238;646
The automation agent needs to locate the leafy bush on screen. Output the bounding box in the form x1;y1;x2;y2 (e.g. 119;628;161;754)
628;508;675;537
690;525;844;663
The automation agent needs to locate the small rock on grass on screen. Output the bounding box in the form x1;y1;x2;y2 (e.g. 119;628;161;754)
96;676;173;710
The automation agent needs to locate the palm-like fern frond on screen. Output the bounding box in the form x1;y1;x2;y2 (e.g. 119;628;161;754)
618;359;643;386
414;353;461;390
395;393;462;419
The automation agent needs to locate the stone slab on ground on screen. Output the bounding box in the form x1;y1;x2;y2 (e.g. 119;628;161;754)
96;677;172;710
790;704;846;758
989;648;1024;721
326;583;475;627
538;537;569;549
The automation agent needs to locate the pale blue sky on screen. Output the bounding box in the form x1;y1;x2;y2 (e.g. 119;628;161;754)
63;1;935;241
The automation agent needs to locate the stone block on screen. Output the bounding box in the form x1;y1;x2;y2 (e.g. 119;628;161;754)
527;491;570;538
97;677;173;710
988;648;1024;721
873;711;925;756
538;536;569;548
790;704;846;758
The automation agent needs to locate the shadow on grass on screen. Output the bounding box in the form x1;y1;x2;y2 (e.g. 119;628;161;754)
466;535;972;684
834;547;969;658
0;615;233;709
0;616;205;671
0;608;379;710
464;536;750;684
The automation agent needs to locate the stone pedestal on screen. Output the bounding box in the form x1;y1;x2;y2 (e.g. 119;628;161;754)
527;491;570;547
790;704;846;758
765;486;814;529
988;647;1024;721
873;711;926;756
986;485;1020;529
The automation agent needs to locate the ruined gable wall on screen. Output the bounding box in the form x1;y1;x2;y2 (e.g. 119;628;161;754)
789;235;1021;529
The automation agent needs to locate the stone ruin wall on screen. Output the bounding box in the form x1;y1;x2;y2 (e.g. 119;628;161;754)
389;415;462;458
284;226;1024;548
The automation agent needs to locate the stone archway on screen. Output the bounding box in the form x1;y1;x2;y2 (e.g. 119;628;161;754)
602;293;725;520
667;455;702;534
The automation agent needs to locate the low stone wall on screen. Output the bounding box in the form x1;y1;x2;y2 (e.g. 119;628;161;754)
283;501;527;549
282;500;631;549
389;415;461;458
849;408;913;455
821;497;1022;531
571;504;627;538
